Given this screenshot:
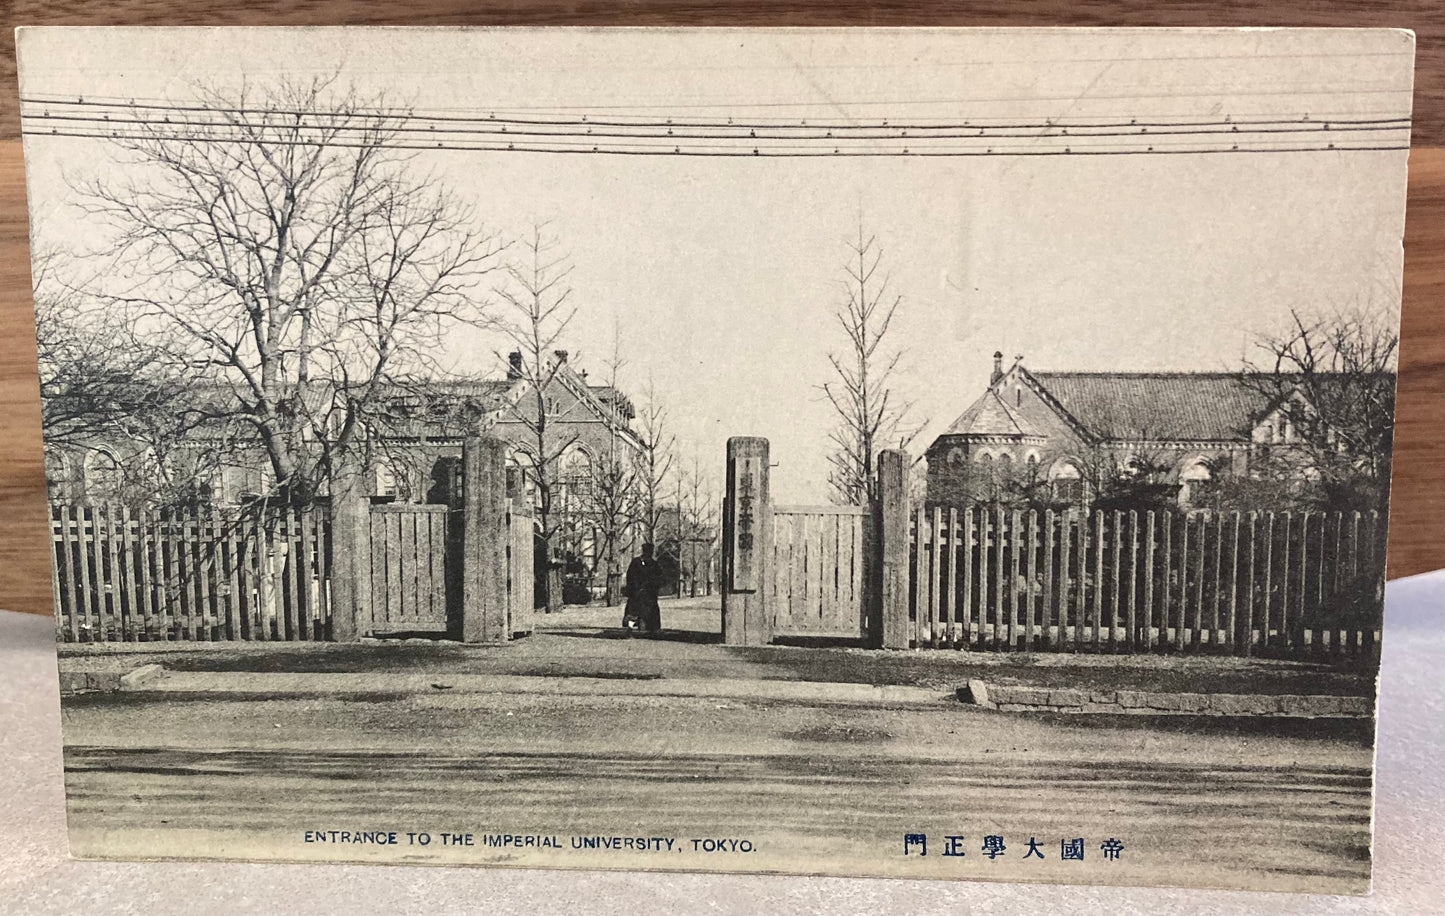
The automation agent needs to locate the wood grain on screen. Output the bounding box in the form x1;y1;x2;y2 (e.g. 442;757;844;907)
0;12;1441;615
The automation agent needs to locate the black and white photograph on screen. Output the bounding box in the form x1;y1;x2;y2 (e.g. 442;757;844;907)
16;26;1414;893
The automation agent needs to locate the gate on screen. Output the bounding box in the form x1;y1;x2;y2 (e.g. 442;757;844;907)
49;436;536;644
770;505;869;638
506;499;536;637
367;504;454;636
364;499;537;639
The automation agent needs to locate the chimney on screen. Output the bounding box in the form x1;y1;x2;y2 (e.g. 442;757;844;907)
553;349;568;364
990;350;1005;386
507;350;523;379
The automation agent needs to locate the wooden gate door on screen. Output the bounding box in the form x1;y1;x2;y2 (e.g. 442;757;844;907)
506;499;536;637
770;505;870;639
368;504;455;636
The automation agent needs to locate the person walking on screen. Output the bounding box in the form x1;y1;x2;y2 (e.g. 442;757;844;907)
622;543;663;637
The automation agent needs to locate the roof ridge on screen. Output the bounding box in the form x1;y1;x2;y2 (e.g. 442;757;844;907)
1031;370;1244;378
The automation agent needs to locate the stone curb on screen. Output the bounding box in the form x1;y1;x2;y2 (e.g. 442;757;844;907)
109;669;959;709
958;679;1373;718
58;663;165;695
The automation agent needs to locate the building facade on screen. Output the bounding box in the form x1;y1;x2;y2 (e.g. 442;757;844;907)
925;352;1316;508
46;350;643;513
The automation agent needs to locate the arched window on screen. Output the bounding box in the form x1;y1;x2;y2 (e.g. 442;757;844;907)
376;462;399;499
1049;459;1084;504
947;447;965;466
1179;457;1214;507
557;445;594;509
82;449;124;501
1180;458;1212;482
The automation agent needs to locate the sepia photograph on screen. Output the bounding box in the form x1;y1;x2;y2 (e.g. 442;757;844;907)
16;25;1414;894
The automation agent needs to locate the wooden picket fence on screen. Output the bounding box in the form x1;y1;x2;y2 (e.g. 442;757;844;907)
51;503;332;643
909;506;1385;658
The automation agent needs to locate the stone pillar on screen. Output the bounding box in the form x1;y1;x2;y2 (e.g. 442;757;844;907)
328;449;372;642
877;448;911;650
461;435;508;644
721;437;771;646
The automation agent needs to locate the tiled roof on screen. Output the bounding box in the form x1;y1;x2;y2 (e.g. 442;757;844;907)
944;389;1040;437
1029;371;1271;441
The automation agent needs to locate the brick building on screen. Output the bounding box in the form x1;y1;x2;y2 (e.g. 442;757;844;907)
925;352;1319;508
46;350;642;514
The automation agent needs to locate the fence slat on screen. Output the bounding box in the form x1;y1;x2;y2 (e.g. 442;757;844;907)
49;508;66;640
1074;511;1087;652
1142;512;1155;648
161;508;178;641
92;505;109;641
1056;510;1071;651
1243;513;1256;656
139;508;159;640
961;509;975;648
295;510;312;640
102;505;125;640
1298;512;1312;653
57;506;78;641
213;511;233;640
946;508;959;646
191;509;212;641
1024;510;1037;651
1209;513;1223;648
78;507;99;641
1042;509;1055;649
1226;512;1240;656
1091;511;1103;649
1110;510;1122;652
117;506;137;641
179;509;198;641
927;507;941;646
1123;511;1136;651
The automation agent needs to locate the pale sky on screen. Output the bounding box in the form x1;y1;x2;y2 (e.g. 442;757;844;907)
17;27;1415;503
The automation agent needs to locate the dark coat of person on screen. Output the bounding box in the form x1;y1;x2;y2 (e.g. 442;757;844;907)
623;555;662;633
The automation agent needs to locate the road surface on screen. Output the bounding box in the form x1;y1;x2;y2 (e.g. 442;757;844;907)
60;679;1373;894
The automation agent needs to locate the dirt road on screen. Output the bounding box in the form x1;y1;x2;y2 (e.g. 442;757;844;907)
61;683;1373;893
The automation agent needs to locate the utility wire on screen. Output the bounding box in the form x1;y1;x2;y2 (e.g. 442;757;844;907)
19;97;1412;157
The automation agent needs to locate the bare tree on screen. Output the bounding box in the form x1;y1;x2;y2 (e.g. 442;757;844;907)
821;223;916;506
32;248;227;504
487;221;581;611
633;378;675;546
581;332;640;606
675;453;720;598
68;78;504;505
1241;303;1398;510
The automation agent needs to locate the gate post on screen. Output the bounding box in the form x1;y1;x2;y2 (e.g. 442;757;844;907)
721;437;772;646
876;448;911;650
328;448;372;642
461;435;509;644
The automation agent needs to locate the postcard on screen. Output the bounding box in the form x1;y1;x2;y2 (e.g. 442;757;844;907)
17;25;1413;893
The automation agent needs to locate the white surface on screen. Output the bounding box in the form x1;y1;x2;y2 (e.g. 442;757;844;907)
2;572;1441;916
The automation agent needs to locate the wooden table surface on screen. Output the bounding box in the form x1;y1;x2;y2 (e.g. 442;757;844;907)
1;4;1441;615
